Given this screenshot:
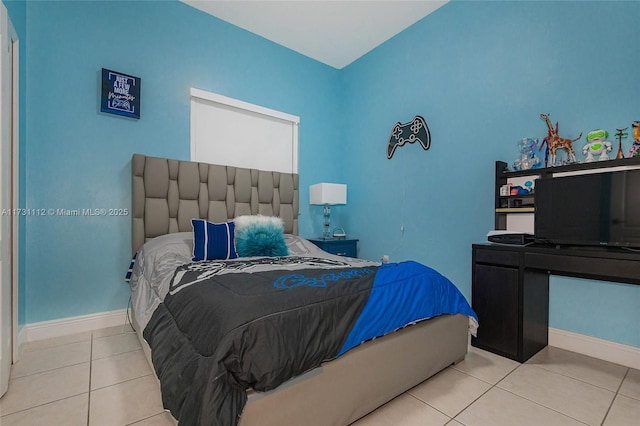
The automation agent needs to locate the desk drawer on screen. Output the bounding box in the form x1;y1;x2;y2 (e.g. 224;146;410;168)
309;239;358;258
525;253;640;284
474;248;520;267
327;241;357;257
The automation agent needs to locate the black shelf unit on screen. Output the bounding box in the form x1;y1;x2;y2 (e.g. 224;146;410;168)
494;156;640;229
494;161;541;230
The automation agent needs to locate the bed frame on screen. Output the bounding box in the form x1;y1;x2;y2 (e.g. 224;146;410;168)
131;154;469;425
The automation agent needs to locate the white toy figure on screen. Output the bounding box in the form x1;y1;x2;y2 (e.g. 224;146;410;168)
583;129;612;162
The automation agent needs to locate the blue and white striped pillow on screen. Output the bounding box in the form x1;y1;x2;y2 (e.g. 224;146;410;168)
124;252;137;283
191;219;238;261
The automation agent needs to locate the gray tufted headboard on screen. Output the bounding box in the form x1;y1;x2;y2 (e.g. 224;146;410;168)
131;154;299;254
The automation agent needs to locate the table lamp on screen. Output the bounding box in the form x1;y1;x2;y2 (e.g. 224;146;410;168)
309;183;347;239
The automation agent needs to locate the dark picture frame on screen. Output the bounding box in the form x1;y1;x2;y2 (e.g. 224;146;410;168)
100;68;141;119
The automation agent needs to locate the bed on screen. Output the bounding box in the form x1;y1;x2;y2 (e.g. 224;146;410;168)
129;153;477;425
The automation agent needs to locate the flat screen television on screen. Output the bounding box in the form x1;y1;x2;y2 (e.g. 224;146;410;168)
534;169;640;248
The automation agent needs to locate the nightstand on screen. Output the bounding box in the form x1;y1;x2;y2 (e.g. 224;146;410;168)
308;238;358;258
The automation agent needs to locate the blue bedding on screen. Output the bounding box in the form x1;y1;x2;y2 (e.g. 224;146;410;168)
340;261;477;356
142;256;477;425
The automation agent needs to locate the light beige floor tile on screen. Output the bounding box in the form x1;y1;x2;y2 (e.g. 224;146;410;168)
351;393;450;426
11;339;91;378
89;375;165;426
92;332;141;360
527;346;628;391
455;387;584;426
408;367;492;417
0;393;88;426
619;368;640;400
445;420;465;426
497;364;615;425
128;411;177;426
453;345;519;384
603;394;640;426
0;362;89;416
91;349;153;390
92;322;134;339
21;331;91;353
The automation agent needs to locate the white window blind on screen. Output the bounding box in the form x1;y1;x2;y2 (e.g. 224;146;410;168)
190;88;299;173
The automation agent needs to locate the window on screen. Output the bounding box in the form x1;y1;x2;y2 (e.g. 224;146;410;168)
190;88;299;173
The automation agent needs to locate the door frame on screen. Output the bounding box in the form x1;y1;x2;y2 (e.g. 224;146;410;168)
0;2;19;397
11;34;19;363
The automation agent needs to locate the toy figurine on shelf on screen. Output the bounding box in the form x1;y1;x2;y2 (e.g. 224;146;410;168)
582;129;612;162
538;137;549;167
628;121;640;157
510;185;530;195
614;127;628;159
540;113;582;166
512;138;541;171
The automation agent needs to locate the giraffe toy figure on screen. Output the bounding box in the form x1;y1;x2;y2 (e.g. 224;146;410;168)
540;113;582;166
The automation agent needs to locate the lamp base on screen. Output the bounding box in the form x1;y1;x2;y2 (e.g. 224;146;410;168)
323;204;331;239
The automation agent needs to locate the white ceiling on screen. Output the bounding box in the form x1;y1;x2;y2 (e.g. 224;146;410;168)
181;1;448;69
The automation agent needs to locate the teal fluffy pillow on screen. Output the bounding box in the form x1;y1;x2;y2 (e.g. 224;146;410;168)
234;215;290;257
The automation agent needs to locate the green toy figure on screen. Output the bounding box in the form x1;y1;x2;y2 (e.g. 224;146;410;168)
583;129;612;162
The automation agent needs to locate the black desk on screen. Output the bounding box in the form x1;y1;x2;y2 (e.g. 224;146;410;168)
471;243;640;362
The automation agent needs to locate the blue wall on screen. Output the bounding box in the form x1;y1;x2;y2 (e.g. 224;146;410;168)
340;0;639;347
19;0;342;323
6;0;640;348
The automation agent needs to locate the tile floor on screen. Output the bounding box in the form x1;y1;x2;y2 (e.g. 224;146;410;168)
0;322;638;426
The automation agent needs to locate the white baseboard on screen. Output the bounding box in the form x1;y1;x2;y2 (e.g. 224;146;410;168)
17;325;26;349
17;313;639;370
21;309;129;344
549;327;640;370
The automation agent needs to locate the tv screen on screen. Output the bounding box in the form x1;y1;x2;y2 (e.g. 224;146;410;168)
534;170;640;248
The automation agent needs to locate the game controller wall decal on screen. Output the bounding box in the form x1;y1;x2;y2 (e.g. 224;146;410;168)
386;115;431;159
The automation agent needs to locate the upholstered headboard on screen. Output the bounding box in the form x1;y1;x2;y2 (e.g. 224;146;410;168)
131;154;299;253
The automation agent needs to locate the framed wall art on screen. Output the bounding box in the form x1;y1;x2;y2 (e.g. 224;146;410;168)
100;68;141;119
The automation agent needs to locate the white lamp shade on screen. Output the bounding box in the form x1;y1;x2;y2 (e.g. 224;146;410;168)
309;183;347;205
